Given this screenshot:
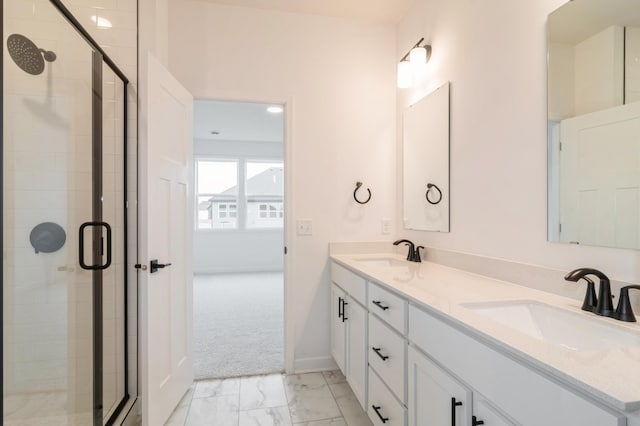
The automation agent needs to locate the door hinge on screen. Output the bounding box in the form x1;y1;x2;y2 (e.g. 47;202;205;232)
284;246;287;255
559;223;562;233
559;142;562;151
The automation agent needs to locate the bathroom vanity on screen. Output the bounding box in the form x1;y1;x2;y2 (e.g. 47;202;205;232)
329;252;640;426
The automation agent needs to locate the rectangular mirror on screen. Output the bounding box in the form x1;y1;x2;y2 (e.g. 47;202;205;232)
403;82;450;232
547;0;640;249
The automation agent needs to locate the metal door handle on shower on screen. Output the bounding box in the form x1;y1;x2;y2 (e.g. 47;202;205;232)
78;221;112;270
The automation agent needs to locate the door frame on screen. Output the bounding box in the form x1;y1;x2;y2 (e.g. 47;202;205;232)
192;95;295;373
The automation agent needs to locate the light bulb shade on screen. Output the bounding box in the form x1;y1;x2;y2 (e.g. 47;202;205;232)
409;46;427;65
397;60;412;88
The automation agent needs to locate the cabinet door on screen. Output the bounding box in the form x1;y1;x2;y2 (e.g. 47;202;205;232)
473;397;515;426
408;346;472;426
331;284;347;373
346;298;367;408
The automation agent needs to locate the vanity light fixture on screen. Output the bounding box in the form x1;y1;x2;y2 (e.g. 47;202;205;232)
397;37;432;88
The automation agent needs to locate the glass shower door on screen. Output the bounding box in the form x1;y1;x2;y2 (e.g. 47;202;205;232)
3;0;128;424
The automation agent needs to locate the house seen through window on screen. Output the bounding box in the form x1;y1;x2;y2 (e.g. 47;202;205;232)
196;159;284;230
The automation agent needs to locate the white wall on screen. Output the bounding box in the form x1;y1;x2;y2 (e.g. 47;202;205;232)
168;1;397;371
396;0;640;286
193;138;284;273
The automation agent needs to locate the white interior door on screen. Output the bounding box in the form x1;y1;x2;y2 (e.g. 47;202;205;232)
559;101;640;248
140;53;194;426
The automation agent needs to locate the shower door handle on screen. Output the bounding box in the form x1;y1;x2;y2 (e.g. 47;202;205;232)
79;221;112;270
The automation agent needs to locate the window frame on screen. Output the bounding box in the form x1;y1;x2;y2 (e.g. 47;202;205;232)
194;156;284;232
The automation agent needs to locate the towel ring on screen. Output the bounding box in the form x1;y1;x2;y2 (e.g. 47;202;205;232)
426;183;442;205
354;181;372;204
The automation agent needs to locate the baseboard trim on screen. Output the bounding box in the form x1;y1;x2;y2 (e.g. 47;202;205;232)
293;356;337;374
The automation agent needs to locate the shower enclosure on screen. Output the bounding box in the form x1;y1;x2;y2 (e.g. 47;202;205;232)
2;0;131;424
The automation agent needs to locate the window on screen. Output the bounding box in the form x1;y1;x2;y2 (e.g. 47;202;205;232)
246;162;284;229
195;159;283;230
196;160;238;229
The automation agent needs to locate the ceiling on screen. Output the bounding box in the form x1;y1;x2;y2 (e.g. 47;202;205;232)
194;99;284;143
192;0;412;24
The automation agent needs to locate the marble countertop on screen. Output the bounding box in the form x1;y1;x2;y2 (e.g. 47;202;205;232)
330;252;640;412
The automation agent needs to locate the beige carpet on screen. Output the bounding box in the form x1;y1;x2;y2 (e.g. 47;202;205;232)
193;272;284;379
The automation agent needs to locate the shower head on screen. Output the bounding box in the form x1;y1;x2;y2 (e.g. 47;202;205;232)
6;34;56;75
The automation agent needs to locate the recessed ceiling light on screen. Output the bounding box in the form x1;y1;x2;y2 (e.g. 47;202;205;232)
267;106;283;114
91;15;113;28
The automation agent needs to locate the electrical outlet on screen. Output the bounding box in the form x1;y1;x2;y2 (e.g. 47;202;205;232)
296;219;313;236
381;219;391;235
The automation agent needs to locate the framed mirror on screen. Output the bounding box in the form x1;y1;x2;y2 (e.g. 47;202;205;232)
403;82;450;232
547;0;640;249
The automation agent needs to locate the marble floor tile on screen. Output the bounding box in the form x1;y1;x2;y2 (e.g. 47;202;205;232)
165;403;190;426
186;395;240;426
329;384;372;426
238;406;292;426
284;373;327;388
285;375;341;423
195;378;241;399
293;418;348;426
240;374;287;411
322;370;346;385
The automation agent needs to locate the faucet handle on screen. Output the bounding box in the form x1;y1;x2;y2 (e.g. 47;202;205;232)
579;277;598;313
414;246;424;263
614;285;640;322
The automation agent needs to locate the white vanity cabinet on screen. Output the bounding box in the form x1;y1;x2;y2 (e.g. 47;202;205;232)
367;281;408;426
330;264;368;408
408;345;513;426
408;304;627;426
329;259;634;426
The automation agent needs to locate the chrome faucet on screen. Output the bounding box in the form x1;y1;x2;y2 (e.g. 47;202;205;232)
564;268;614;317
393;239;421;262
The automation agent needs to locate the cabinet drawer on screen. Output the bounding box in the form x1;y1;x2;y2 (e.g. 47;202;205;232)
369;314;406;403
332;262;366;305
368;282;407;334
368;367;406;426
408;305;626;426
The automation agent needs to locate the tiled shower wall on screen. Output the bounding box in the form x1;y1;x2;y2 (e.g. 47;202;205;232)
2;0;137;413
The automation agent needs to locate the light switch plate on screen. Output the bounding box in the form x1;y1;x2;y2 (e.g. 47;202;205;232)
296;219;313;236
381;219;391;234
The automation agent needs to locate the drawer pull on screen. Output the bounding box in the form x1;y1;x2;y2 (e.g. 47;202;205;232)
338;297;343;319
472;416;484;425
451;397;463;426
342;300;348;322
371;405;389;423
372;347;389;361
372;300;389;311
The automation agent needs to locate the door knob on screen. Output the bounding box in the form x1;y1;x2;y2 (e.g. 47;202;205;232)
150;259;172;273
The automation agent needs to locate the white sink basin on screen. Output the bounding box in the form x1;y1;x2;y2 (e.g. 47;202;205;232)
354;257;408;268
462;300;640;351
